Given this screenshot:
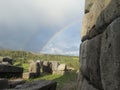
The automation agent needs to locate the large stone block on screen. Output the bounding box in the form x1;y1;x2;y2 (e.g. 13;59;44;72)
80;35;102;89
96;0;120;31
86;35;102;89
42;61;52;73
0;78;9;89
9;79;25;88
29;62;40;76
22;72;36;79
51;61;59;71
79;0;120;90
81;0;120;41
89;0;120;39
0;65;23;78
85;0;95;13
81;0;104;41
1;62;11;66
36;60;44;73
100;18;120;90
0;65;23;72
43;61;49;66
80;40;89;79
56;71;65;75
81;13;92;41
14;80;57;90
36;60;43;67
3;57;13;65
80;79;98;90
57;64;67;71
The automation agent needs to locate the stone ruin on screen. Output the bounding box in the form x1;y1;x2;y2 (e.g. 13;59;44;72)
77;0;120;90
2;60;60;90
0;58;57;90
23;61;41;79
23;60;67;79
0;57;24;89
0;57;23;78
37;60;67;75
42;61;52;73
55;64;67;75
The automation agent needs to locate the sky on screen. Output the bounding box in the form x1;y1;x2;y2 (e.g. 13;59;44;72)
0;0;85;56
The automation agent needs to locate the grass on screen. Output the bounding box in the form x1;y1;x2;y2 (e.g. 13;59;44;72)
0;50;79;70
0;49;79;90
54;71;77;90
11;51;80;72
28;71;78;90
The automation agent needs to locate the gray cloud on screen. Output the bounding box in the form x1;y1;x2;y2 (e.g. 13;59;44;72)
0;0;85;55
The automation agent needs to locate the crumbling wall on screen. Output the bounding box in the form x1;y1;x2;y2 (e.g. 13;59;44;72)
77;0;120;90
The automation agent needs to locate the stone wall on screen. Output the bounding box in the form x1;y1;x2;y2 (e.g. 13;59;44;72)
77;0;120;90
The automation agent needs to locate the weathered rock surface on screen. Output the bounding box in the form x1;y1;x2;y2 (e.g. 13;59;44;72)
51;61;59;71
0;78;9;89
0;65;23;73
81;79;99;90
81;0;120;42
100;18;120;90
96;0;120;31
85;0;95;13
57;64;67;71
43;61;49;66
23;72;36;79
78;0;120;90
81;0;105;41
80;40;89;79
86;35;102;89
29;62;40;76
56;71;65;75
77;70;83;90
1;62;11;66
42;61;52;73
3;57;13;65
0;57;13;65
0;65;23;78
9;79;25;88
13;80;57;90
28;60;66;77
80;35;102;89
0;57;23;78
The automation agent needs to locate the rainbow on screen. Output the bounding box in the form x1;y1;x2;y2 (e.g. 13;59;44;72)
40;20;81;53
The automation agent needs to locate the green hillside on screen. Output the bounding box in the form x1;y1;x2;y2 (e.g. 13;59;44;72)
0;50;79;71
0;49;79;90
